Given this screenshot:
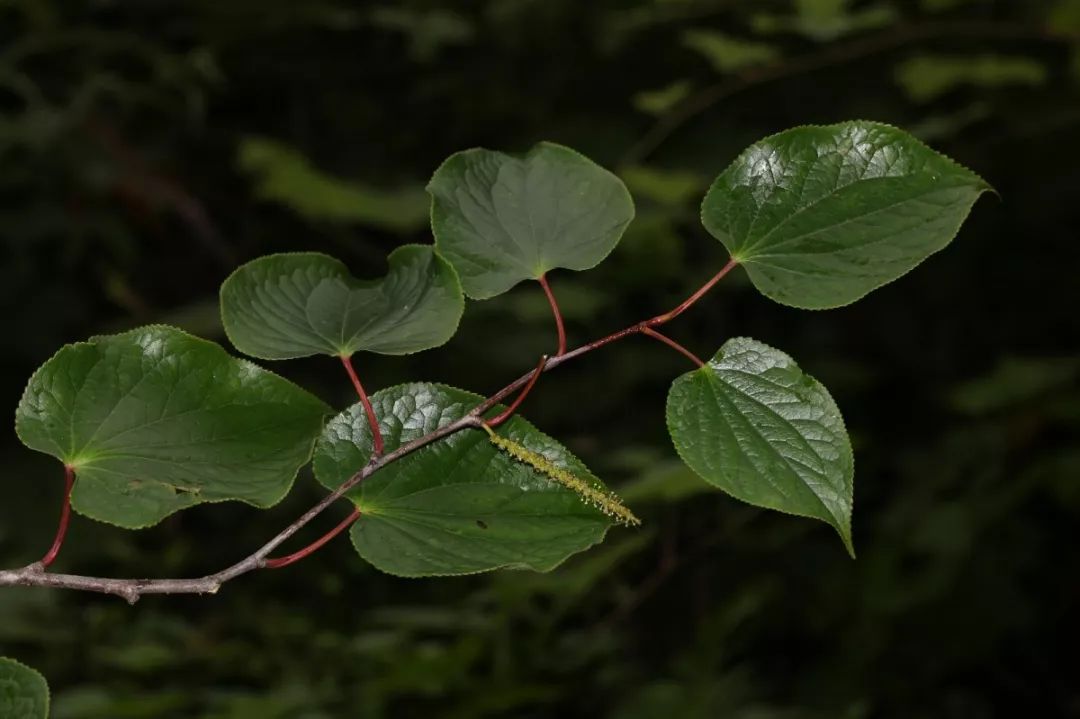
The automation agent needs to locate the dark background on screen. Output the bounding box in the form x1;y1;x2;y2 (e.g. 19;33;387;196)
2;1;1079;717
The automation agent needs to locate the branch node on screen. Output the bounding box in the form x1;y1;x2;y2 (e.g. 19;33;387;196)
0;251;742;600
641;327;706;367
487;355;547;428
264;508;362;570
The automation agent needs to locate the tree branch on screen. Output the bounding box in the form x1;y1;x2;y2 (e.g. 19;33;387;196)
471;258;738;415
0;257;740;603
264;507;362;570
0;413;480;603
621;20;1080;166
487;355;548;428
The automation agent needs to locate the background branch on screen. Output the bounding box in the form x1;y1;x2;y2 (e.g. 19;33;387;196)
621;20;1080;166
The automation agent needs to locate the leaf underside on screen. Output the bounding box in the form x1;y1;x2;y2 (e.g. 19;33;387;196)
220;244;464;360
428;141;635;299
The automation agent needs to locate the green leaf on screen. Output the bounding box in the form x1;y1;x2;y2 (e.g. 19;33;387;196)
1049;0;1080;34
428;142;635;299
619;461;714;506
752;0;896;41
621;165;706;207
949;356;1080;415
15;326;329;528
702;121;991;309
0;657;49;719
369;7;475;62
237;137;429;233
682;30;778;73
313;383;616;576
666;337;854;555
220;245;464;360
633;80;693;116
895;54;1046;103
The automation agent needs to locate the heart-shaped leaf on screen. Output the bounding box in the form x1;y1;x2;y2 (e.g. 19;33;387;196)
220;244;464;360
702;121;991;309
15;326;330;528
314;383;618;576
428;142;635;299
666;337;854;555
0;658;49;719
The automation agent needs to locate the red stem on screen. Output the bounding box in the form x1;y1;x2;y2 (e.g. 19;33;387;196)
473;257;740;413
340;354;384;457
641;327;705;367
647;257;739;326
566;257;738;360
488;355;548;428
0;258;740;593
41;466;75;568
270;258;737;567
538;274;567;356
264;508;361;570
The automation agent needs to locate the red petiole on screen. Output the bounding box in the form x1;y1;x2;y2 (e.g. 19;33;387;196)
645;256;739;326
264;507;361;569
487;355;548;428
40;466;75;568
538;274;567;356
475;256;739;412
28;257;738;582
642;327;705;368
340;354;384;457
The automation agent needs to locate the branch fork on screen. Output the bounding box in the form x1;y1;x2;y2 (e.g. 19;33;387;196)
1;258;739;602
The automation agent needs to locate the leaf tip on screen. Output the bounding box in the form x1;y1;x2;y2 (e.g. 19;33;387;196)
839;527;856;559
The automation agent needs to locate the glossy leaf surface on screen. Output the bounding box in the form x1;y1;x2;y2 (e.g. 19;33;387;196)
428;142;634;299
0;658;49;719
314;383;615;576
220;245;463;360
15;326;329;528
702;121;990;308
666;337;854;554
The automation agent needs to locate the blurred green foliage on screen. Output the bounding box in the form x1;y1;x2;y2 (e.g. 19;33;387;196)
895;54;1047;102
237;137;429;233
1;0;1078;717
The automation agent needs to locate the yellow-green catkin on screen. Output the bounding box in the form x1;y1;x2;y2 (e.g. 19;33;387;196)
482;423;640;527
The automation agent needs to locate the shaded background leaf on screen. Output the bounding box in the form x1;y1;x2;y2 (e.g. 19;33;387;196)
0;657;49;719
237;137;429;233
895;54;1047;102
